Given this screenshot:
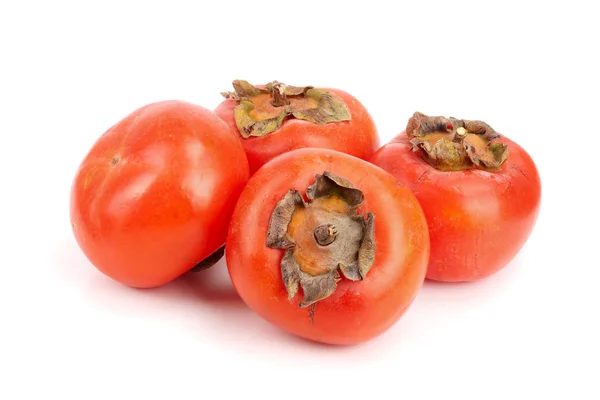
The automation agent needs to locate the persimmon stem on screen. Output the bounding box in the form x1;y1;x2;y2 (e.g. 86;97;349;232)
314;224;337;246
270;82;290;107
266;172;376;307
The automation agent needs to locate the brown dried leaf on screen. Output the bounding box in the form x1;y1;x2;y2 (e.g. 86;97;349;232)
285;85;312;96
463;135;509;169
358;212;376;278
298;270;340;308
463;119;499;141
339;263;362;281
281;249;301;300
306;171;364;208
266;190;305;249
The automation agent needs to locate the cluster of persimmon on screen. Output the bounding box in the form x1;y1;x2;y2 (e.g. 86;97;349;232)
70;80;541;345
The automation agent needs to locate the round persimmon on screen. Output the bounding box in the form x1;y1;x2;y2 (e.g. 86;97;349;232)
370;112;541;282
226;148;429;345
70;100;250;288
215;80;379;174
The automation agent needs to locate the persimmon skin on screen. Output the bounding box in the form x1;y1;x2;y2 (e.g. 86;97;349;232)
370;133;541;282
70;100;250;288
226;148;430;345
215;88;379;175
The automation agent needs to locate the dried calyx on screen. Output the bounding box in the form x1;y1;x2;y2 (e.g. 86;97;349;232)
266;172;376;308
221;80;351;138
406;112;509;171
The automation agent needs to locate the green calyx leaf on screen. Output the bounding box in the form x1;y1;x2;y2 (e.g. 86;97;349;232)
221;80;352;138
233;100;288;138
291;89;351;125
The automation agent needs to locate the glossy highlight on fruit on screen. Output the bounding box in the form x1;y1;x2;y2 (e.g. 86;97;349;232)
70;100;250;288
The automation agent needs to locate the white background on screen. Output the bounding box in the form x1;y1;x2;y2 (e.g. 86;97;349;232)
1;1;598;399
